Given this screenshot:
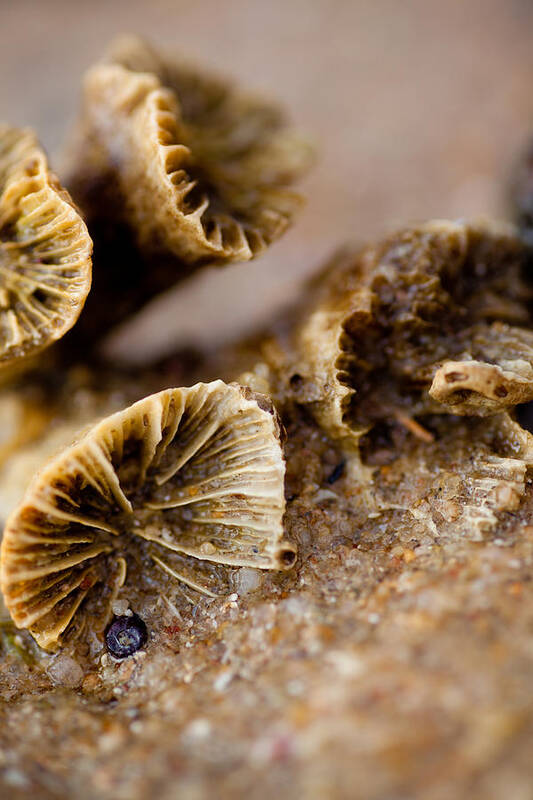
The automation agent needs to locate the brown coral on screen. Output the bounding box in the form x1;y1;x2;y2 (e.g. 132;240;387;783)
0;124;92;367
65;35;311;267
289;219;533;453
0;381;295;651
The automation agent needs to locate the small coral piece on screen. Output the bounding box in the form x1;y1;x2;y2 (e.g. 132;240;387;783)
0;381;295;651
65;35;311;267
0;124;92;367
428;322;533;413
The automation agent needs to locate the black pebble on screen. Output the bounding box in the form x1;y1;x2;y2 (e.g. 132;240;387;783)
105;613;148;659
327;460;346;484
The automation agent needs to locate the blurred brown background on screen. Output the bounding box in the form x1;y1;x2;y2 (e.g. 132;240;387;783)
2;0;533;361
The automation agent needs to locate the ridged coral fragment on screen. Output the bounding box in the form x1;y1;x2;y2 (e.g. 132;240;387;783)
0;124;92;366
0;381;295;650
65;35;311;267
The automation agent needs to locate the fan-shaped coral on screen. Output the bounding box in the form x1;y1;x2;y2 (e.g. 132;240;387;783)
65;35;311;267
0;125;92;367
0;381;295;650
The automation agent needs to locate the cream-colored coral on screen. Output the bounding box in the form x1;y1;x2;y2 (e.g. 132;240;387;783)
428;323;533;413
65;35;311;266
0;125;92;366
0;381;295;651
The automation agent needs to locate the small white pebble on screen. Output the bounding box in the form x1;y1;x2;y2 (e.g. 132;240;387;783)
213;669;233;693
99;731;123;754
326;650;366;678
227;593;238;603
47;656;84;688
130;721;143;734
368;613;380;625
3;768;29;788
314;488;338;503
233;568;261;595
112;599;130;616
133;650;147;660
185;718;211;740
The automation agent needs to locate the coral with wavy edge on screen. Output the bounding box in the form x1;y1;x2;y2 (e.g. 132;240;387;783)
0;125;92;367
0;381;295;651
64;34;311;267
289;220;533;455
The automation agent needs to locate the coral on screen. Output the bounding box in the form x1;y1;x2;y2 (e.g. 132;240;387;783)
0;124;92;366
1;381;294;650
